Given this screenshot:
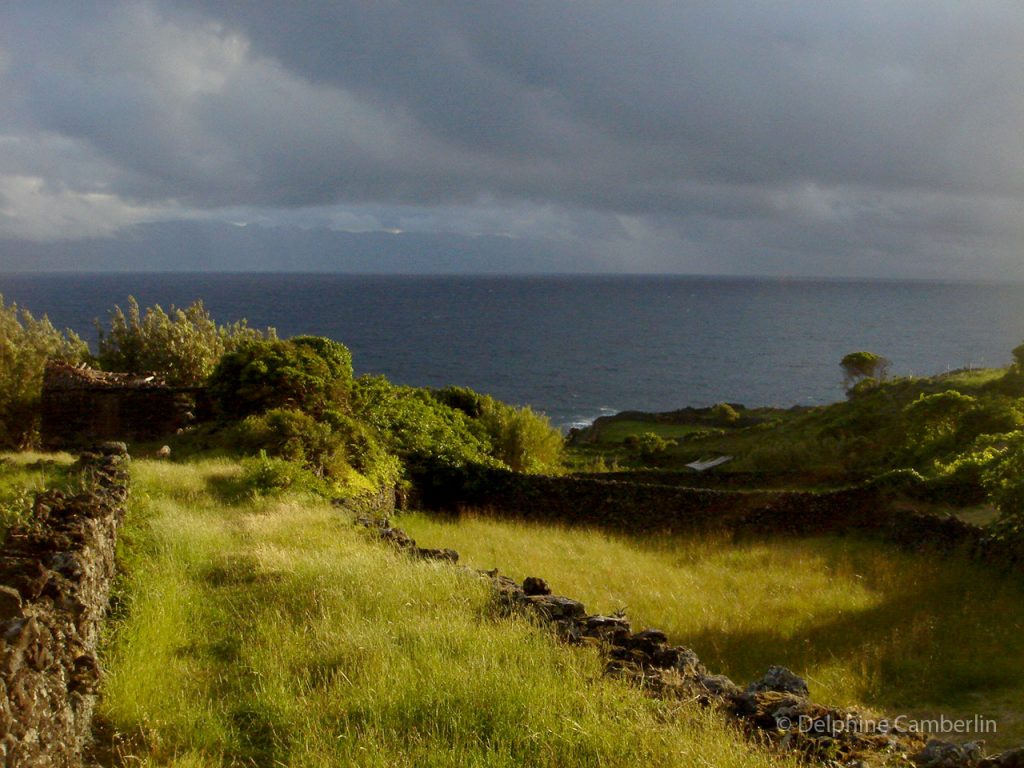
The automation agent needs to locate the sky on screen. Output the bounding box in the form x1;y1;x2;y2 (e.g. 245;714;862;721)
1;1;1024;277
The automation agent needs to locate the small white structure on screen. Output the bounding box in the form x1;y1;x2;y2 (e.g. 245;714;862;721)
685;455;733;472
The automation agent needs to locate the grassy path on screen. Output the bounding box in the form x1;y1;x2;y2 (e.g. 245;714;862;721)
401;512;1024;749
96;459;798;767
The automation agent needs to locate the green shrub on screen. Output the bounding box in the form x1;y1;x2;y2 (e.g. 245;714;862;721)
0;295;89;448
208;337;353;419
475;399;565;473
711;402;741;425
845;377;880;400
238;451;323;497
954;397;1024;444
979;432;1024;521
432;387;564;473
232;407;402;493
624;432;675;463
96;297;274;385
432;385;488;419
902;390;977;448
233;408;336;466
320;409;403;488
354;376;494;471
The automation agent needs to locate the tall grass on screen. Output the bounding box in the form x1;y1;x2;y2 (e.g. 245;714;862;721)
401;512;1024;748
0;451;74;539
98;459;798;767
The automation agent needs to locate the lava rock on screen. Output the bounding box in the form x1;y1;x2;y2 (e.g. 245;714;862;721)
624;628;668;655
983;748;1024;768
580;614;631;642
415;547;459;563
524;594;586;621
745;666;810;698
522;576;551;595
913;739;985;768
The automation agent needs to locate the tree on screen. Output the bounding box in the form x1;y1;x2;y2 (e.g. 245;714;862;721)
477;400;565;473
711;402;741;425
624;432;674;463
840;351;891;390
96;297;275;385
902;390;977;445
0;296;89;447
979;432;1024;531
1012;342;1024;370
207;337;353;419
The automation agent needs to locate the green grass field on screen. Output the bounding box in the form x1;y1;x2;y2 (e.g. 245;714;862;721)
590;420;710;443
401;512;1024;749
568;366;1020;480
0;451;75;540
93;458;798;767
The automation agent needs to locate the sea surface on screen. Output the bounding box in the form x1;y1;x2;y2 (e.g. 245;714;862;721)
1;273;1022;430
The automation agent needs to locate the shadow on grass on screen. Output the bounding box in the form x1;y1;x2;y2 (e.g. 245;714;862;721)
685;576;1024;709
205;471;257;505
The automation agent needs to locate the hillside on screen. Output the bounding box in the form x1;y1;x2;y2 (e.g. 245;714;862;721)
567;365;1024;501
89;457;799;767
3;297;1024;766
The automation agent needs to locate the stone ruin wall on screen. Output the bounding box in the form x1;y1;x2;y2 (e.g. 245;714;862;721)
0;443;129;767
360;513;1024;768
418;467;890;534
40;363;197;450
417;467;1022;570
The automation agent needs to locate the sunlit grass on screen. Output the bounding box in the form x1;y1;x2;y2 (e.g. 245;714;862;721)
98;458;799;767
592;420;709;444
0;451;75;538
401;511;1024;748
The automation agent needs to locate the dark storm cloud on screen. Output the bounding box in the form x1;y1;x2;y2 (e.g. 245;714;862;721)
1;1;1023;275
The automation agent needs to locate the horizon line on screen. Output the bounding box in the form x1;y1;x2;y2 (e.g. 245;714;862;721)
3;270;1024;286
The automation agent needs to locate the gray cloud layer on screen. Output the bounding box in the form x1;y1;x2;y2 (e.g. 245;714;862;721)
1;1;1023;276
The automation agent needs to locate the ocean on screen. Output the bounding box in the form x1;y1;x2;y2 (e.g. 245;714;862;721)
1;273;1022;430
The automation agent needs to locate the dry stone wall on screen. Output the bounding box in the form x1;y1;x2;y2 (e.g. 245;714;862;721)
359;513;1024;768
416;467;1022;570
0;443;129;767
40;363;196;449
417;467;890;534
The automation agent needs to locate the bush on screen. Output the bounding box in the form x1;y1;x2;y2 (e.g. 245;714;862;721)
234;408;337;466
711;402;741;425
902;390;977;447
0;295;89;448
208;337;353;419
979;432;1024;521
354;376;494;471
238;451;324;497
954;397;1024;444
432;387;564;473
96;297;274;385
478;401;565;473
320;410;403;488
432;385;488;419
624;432;675;463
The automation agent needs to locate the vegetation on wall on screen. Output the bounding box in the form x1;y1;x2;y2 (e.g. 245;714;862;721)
0;296;88;448
96;297;275;386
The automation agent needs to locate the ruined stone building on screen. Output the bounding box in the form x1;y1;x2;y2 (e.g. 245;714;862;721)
40;362;197;449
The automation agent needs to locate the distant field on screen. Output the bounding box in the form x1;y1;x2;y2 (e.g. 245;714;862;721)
590;420;710;443
401;512;1024;748
90;458;796;767
569;366;1020;480
930;367;1008;390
